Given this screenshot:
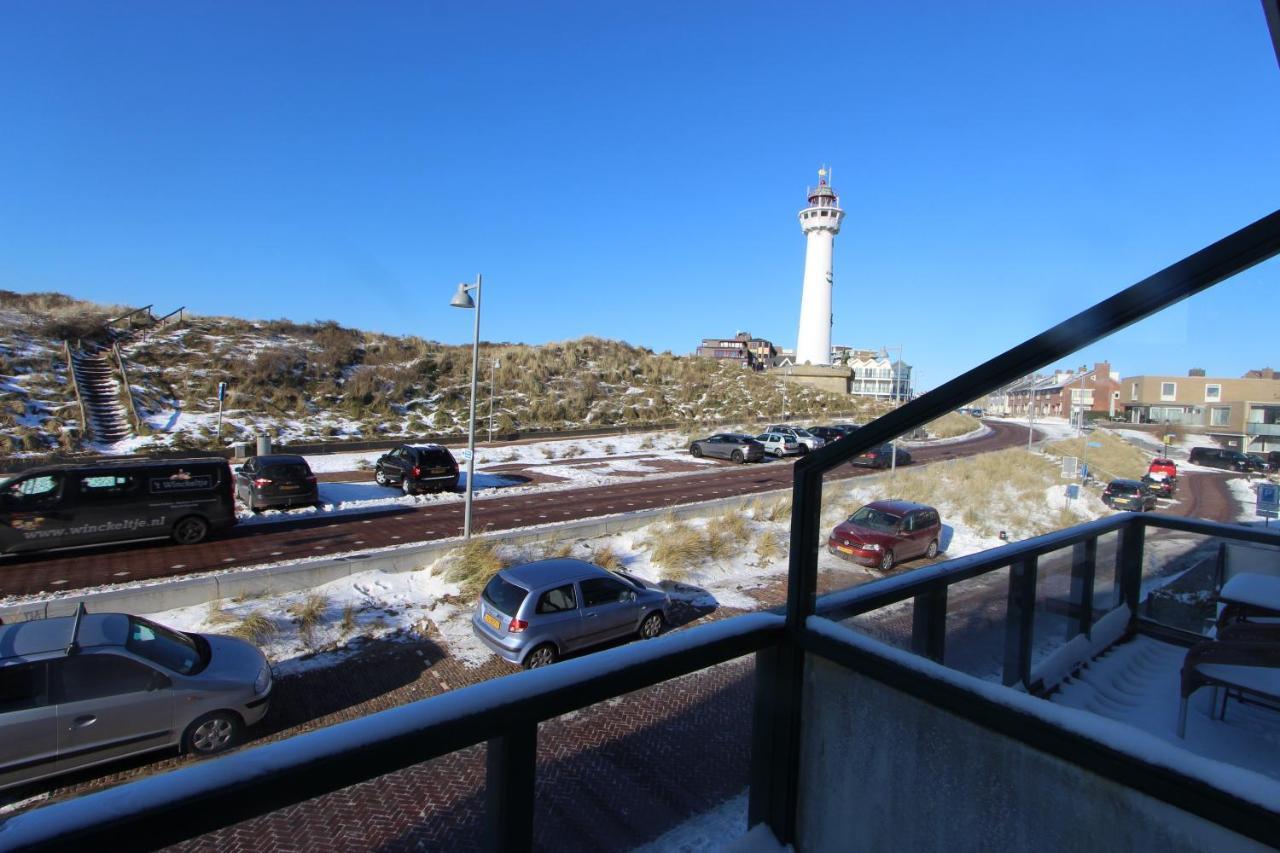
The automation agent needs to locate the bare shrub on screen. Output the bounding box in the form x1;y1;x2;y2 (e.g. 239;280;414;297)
561;444;585;459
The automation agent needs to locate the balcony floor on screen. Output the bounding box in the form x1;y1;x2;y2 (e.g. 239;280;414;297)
1049;635;1280;782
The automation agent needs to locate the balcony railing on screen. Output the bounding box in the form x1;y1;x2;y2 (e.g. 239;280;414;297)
1246;422;1280;436
4;211;1280;850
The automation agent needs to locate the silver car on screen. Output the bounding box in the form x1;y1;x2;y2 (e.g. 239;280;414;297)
764;425;826;453
756;432;802;457
471;559;672;669
0;609;272;791
689;433;765;463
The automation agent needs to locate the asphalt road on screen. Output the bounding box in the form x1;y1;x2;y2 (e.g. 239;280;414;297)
0;422;1033;598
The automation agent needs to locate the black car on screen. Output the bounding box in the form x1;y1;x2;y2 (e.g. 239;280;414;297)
806;426;847;444
1102;479;1158;511
1188;446;1256;472
1140;473;1175;499
1246;453;1277;473
849;444;912;469
688;434;765;463
234;454;319;511
375;444;460;494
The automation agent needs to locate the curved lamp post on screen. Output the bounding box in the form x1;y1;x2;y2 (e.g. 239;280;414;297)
450;275;482;540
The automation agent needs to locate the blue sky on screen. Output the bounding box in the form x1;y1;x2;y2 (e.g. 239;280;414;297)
1;1;1277;391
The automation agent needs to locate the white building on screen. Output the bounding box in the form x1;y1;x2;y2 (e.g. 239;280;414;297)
794;169;843;366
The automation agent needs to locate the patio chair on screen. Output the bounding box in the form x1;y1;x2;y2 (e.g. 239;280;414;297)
1178;639;1280;738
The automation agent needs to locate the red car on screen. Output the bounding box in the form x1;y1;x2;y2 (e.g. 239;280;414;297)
1144;457;1178;498
827;500;942;571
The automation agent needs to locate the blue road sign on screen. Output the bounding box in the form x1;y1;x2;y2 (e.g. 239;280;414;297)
217;381;228;402
1086;441;1102;448
1258;482;1280;518
1066;484;1080;500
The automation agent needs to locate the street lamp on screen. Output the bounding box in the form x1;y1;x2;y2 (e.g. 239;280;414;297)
450;275;482;540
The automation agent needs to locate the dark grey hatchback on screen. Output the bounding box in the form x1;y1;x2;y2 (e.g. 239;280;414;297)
471;559;672;669
688;433;765;463
233;454;318;511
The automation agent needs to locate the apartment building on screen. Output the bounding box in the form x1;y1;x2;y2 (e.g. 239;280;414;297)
1121;368;1280;452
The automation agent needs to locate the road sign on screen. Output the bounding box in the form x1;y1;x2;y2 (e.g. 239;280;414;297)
1086;441;1101;448
1258;482;1280;518
217;381;227;402
461;449;473;462
1061;456;1078;479
1066;484;1080;500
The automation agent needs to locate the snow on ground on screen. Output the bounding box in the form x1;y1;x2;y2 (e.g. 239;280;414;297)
1051;635;1280;782
988;415;1078;443
233;475;525;526
631;791;750;853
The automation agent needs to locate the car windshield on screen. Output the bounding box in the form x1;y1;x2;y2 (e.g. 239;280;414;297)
848;506;902;532
1111;483;1141;495
793;429;815;438
126;616;206;675
482;574;529;616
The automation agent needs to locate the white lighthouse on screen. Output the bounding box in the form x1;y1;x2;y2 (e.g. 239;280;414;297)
794;168;844;366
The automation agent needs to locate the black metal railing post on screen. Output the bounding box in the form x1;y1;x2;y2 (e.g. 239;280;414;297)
485;723;538;853
748;644;803;838
1002;557;1038;688
911;585;948;663
1117;520;1146;613
1070;538;1097;639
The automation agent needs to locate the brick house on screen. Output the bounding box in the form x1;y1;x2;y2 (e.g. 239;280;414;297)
696;332;775;371
1004;362;1121;422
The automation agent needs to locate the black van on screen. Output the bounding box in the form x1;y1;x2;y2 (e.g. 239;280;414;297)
1188;446;1255;472
0;458;237;555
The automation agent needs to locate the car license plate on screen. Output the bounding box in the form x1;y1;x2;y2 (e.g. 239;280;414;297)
431;467;447;474
483;612;500;630
837;545;855;554
280;484;299;491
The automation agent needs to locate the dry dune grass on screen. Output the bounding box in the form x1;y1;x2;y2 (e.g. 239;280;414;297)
1046;433;1148;481
821;448;1073;539
642;519;736;578
711;509;752;541
754;529;786;564
441;538;510;596
927;412;980;439
231;611;277;644
590;544;622;570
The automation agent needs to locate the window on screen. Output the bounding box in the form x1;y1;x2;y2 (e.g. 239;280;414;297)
1205;384;1222;402
580;577;629;608
481;575;528;616
1131;382;1139;401
0;662;48;713
54;654;168;703
127;616;204;675
1210;406;1231;427
536;584;577;614
78;473;138;500
1160;382;1176;401
3;474;62;509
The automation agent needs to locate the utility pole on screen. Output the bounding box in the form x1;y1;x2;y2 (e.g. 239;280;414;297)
1027;377;1036;451
488;357;500;443
890;345;903;474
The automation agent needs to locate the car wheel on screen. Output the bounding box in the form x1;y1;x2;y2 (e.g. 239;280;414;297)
797;445;809;455
402;478;416;497
183;711;241;756
925;540;939;559
172;515;210;545
731;450;744;463
523;644;557;670
639;611;664;639
375;467;389;486
690;444;703;458
879;549;895;571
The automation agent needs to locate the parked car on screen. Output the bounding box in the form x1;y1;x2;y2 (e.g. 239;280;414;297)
969;408;985;418
1140;473;1175;499
470;559;672;669
848;444;912;469
234;454;318;511
1102;479;1158;511
827;500;942;571
688;433;765;463
806;426;847;444
1147;457;1178;480
831;423;863;435
1188;446;1256;472
1269;451;1280;472
756;432;802;457
1246;453;1276;473
0;608;272;790
0;458;236;555
764;425;825;453
374;444;460;494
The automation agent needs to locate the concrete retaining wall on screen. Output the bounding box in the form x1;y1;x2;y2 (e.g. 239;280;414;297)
795;654;1269;853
